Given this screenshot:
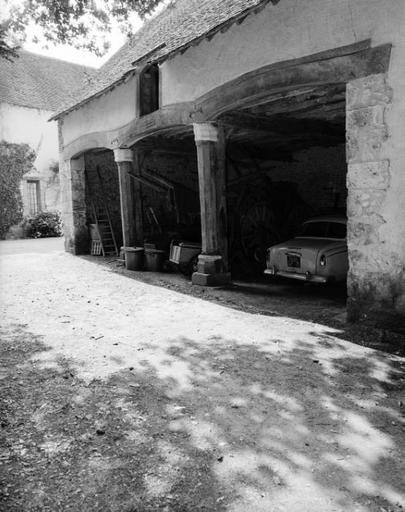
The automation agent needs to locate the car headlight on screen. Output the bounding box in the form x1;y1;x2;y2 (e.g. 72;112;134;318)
320;254;326;266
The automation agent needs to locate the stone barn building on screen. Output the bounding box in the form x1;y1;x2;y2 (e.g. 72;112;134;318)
52;0;405;327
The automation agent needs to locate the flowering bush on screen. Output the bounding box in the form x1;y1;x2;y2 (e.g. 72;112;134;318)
23;211;63;238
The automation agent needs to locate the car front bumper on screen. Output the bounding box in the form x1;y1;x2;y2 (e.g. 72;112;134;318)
264;268;329;283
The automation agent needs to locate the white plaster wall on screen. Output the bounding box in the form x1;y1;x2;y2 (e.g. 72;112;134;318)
161;0;402;105
0;103;58;172
0;103;60;213
62;75;137;147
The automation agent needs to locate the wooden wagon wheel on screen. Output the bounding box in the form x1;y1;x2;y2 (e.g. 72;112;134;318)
240;202;279;268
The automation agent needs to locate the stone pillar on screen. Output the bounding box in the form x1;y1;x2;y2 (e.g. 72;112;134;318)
114;148;143;247
192;123;230;286
346;73;405;327
60;155;88;254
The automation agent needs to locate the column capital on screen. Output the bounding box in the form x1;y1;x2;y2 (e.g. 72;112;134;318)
114;148;133;163
193;123;218;143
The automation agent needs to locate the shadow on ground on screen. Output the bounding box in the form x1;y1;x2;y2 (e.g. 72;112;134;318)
1;324;404;511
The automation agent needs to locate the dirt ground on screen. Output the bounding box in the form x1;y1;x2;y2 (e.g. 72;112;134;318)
0;238;404;512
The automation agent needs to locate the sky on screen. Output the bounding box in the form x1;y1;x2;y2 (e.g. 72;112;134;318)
22;15;144;68
2;0;166;68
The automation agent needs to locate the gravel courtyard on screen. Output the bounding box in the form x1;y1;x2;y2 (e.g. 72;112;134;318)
0;238;404;512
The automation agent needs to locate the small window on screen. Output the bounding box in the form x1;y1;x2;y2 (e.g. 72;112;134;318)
328;222;346;239
27;180;41;215
298;221;347;239
139;64;159;116
298;222;329;238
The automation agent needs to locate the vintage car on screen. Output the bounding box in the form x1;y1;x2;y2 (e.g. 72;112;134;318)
264;216;348;283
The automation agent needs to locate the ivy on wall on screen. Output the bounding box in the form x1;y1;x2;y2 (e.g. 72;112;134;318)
0;140;36;239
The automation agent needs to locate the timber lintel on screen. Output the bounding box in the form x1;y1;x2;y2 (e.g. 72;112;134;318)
219;111;345;137
62;40;391;158
194;42;392;121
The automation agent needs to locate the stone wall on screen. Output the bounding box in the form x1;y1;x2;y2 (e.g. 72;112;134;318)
346;73;405;326
84;151;122;248
60;156;88;254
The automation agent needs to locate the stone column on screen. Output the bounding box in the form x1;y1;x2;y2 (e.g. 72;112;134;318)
114;148;143;248
346;73;404;326
192;123;230;286
60;155;88;254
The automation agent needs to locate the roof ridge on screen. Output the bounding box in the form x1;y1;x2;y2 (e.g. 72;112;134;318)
17;49;97;72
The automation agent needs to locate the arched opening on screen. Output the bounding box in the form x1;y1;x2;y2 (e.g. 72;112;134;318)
84;148;122;255
130;128;200;257
139;64;160;117
217;83;347;284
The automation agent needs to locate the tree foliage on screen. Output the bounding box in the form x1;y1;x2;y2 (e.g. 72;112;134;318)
0;23;20;61
1;0;162;60
0;141;36;239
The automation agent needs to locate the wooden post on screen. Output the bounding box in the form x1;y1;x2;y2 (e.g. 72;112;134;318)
114;148;136;248
192;123;230;286
132;149;144;245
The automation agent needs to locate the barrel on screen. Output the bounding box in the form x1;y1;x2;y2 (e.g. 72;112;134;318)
124;247;144;271
144;249;165;272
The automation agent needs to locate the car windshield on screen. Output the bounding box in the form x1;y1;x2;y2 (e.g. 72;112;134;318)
298;221;346;239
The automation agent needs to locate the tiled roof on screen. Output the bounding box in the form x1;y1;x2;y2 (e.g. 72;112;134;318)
0;50;96;112
53;0;275;119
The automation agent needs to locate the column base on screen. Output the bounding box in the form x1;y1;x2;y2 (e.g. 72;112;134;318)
192;271;231;286
191;254;231;286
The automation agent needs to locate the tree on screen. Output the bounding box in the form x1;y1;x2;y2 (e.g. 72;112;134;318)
0;141;36;239
0;0;162;60
0;23;19;61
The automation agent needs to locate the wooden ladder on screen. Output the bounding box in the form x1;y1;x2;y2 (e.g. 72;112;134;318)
86;166;119;257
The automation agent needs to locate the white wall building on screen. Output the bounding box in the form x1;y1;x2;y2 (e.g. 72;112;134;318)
0;51;94;215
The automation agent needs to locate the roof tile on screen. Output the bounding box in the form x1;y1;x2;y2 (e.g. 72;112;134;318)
0;50;96;112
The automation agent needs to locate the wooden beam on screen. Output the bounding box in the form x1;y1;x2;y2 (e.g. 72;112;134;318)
220;111;345;138
245;86;345;117
194;42;391;120
132;150;144;245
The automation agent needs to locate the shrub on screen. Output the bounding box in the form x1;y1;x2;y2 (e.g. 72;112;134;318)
0;141;36;239
23;211;63;238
